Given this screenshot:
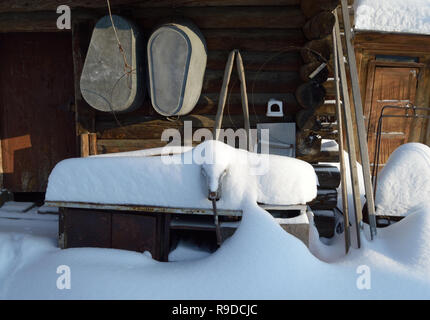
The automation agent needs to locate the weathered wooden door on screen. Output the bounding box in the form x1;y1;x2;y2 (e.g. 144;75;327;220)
364;63;420;171
0;33;76;192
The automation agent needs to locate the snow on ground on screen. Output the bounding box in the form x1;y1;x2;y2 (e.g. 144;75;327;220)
376;143;430;216
354;0;430;35
0;141;429;299
0;202;429;299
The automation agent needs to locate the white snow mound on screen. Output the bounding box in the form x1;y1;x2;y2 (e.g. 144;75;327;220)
45;140;317;209
376;143;430;216
354;0;430;35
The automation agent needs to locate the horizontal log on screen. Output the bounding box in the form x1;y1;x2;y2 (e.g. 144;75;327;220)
303;11;335;40
296;108;317;130
95;114;296;139
133;6;306;29
312;210;335;238
97;139;168;154
0;11;62;32
203;29;305;51
297;151;339;163
296;81;326;109
202;69;301;94
207;50;302;72
0;0;301;13
301;37;332;64
95;92;300;119
301;0;340;19
309;188;338;210
313;164;341;188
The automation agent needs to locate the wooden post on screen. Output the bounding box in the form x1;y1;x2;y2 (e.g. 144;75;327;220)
89;133;98;156
332;25;350;254
214;50;251;150
236;51;251;150
334;9;363;248
80;133;90;158
341;0;377;239
214;50;235;141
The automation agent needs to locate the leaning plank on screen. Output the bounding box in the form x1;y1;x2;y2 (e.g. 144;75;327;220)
334;8;363;248
332;24;350;252
341;0;377;238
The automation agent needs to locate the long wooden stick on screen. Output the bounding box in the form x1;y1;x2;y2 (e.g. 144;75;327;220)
214;50;251;150
340;0;377;239
236;51;251;150
214;50;236;140
332;25;350;254
334;9;363;248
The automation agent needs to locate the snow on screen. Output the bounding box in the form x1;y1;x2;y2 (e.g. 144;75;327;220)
321;139;339;152
0;201;430;299
375;143;430;216
1;141;430;299
354;0;430;35
46;140;318;209
0;201;36;213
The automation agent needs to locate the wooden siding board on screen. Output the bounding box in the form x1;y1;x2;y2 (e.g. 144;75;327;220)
0;33;77;192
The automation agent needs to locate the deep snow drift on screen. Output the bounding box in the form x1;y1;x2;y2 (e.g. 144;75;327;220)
376;143;430;216
1;202;430;299
354;0;430;35
1;141;430;299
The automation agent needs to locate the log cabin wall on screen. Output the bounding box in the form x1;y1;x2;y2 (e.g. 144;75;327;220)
0;0;353;167
88;1;310;155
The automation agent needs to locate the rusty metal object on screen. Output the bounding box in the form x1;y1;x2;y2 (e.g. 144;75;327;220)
46;201;243;217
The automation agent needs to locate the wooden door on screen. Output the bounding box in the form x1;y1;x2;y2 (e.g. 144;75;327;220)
364;63;420;171
0;33;76;192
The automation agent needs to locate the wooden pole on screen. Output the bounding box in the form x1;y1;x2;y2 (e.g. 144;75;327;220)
214;50;251;150
236;51;251;150
80;133;89;158
214;50;236;141
332;24;350;254
334;9;363;248
340;0;377;239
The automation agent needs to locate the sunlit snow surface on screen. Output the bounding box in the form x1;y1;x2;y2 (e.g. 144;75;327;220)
355;0;430;35
0;141;429;299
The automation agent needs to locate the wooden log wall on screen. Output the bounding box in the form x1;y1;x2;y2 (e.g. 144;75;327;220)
0;0;355;162
294;0;355;161
91;3;308;154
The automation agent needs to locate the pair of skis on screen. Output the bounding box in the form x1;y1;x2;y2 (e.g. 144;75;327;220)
333;0;377;253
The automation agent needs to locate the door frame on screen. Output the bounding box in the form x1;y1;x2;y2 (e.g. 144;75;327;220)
354;32;430;147
363;60;425;140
